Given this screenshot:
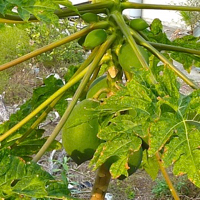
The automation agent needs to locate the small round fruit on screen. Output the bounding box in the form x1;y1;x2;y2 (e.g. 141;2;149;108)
129;18;149;31
86;75;108;99
118;43;149;72
83;29;107;50
81;13;98;23
62;99;101;165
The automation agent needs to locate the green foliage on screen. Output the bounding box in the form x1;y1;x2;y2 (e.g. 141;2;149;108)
0;0;79;23
0;25;30;64
22;19;85;67
0;150;70;199
179;0;200;31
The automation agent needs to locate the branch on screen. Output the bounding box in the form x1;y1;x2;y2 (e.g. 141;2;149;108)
121;2;200;12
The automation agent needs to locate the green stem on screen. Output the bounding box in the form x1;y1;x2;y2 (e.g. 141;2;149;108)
10;47;99;148
10;96;61;149
0;2;114;21
32;34;116;162
130;28;198;89
0;67;88;142
149;42;200;56
121;2;200;12
0;21;109;71
111;11;149;70
156;152;180;200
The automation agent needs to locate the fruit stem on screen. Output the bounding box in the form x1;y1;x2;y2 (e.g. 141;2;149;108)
32;34;116;162
0;21;109;71
121;2;200;12
10;47;99;148
111;11;149;70
130;28;198;89
0;67;88;142
91;164;111;200
93;88;109;99
156;152;180;200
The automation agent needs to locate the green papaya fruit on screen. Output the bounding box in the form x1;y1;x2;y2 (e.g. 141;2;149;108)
78;35;86;46
86;75;108;99
118;43;149;73
129;18;149;31
81;13;98;23
83;29;107;50
62;99;101;165
105;147;143;180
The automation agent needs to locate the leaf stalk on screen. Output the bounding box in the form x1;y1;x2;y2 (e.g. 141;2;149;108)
32;34;117;162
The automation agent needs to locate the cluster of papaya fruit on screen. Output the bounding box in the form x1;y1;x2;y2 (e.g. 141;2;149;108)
62;12;150;179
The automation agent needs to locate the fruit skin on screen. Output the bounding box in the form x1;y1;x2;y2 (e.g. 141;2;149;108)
105;147;143;180
62;99;101;165
118;43;149;73
129;18;149;31
81;13;98;23
83;29;107;50
86;75;108;99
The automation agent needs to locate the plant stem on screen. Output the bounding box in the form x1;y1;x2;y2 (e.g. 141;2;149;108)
91;164;111;200
10;96;61;149
32;34;116;162
121;2;200;12
0;67;88;142
130;28;198;89
10;47;99;148
0;21;109;71
111;11;149;70
149;42;200;56
156;152;180;200
0;1;114;21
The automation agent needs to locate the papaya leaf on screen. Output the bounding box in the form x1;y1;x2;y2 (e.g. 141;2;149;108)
0;75;68;159
170;35;200;72
149;90;200;187
0;150;70;199
142;150;159;180
90;133;142;178
143;18;171;44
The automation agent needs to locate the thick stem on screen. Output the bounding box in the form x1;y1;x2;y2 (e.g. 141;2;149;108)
130;28;198;89
91;164;111;200
0;21;109;71
121;2;200;12
156;152;180;200
32;34;116;162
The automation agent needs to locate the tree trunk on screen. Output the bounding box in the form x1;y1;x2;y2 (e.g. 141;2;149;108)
90;164;111;200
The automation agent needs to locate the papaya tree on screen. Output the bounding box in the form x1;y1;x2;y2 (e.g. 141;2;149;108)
0;0;200;199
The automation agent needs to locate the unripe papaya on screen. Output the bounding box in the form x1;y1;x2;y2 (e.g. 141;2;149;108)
105;147;143;180
83;29;107;50
86;75;108;99
118;43;149;73
62;99;101;165
129;18;149;31
81;13;98;23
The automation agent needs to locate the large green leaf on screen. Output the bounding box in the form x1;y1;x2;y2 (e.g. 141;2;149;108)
0;150;71;199
149;90;200;186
